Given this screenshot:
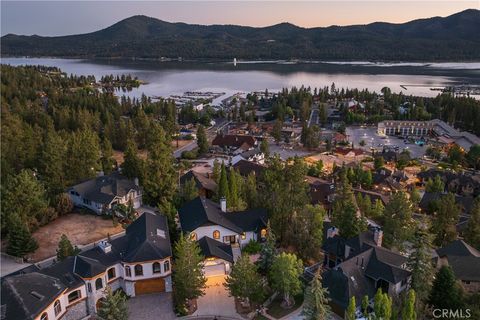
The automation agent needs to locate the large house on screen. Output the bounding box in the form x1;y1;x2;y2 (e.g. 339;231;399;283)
67;172;142;214
1;210;172;320
211;134;257;154
307;227;411;317
178;197;267;276
435;240;480;293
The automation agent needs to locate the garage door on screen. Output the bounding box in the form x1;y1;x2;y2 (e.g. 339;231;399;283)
135;278;165;295
203;263;225;277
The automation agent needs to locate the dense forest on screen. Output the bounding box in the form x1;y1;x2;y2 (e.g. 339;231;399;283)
2;9;479;61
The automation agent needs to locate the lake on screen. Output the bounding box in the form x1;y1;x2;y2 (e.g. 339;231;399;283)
2;57;480;99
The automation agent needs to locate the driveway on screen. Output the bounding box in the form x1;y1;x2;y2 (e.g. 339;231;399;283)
128;292;176;320
194;275;241;319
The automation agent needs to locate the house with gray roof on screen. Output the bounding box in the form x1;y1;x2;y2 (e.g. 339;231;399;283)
1;210;172;320
67;172;142;214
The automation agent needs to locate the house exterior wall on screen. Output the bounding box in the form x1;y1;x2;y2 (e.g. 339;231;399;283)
68;189;142;215
191;225;257;247
122;258;172;296
34;285;89;320
461;280;480;293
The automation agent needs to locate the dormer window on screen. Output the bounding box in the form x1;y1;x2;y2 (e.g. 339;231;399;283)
213;230;220;240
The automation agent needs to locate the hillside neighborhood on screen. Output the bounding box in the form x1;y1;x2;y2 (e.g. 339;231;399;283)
1;64;480;320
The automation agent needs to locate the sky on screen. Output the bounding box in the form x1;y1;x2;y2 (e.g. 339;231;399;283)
1;1;479;36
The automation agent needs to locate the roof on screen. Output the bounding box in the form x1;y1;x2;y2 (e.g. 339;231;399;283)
69;172;141;205
436;240;480;281
178;197;267;234
73;256;106;278
1;273;66;320
240;147;263;159
353;188;390;206
232;159;266;177
197;237;234;263
180;170;217;192
212;134;256;148
419;192;475;213
364;247;409;284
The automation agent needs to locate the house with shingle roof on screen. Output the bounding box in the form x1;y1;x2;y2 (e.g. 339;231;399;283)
180;170;217;198
1;210;172;320
178;196;267;277
67;171;142;214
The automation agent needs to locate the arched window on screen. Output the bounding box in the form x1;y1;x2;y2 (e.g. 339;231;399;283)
134;264;143;276
95;278;103;290
152;262;161;274
54;300;61;316
67;290;81;303
260;228;267;238
107;267;116;280
40;312;48;320
164;260;170;273
125;266;131;277
213;230;220;239
190;232;197;241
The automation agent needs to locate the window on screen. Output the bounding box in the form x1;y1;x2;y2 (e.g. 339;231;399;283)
134;264;143;276
82;198;91;205
260;229;267;238
54;300;61;316
107;267;116;280
67;290;81;303
190;232;197;241
125;266;131;277
153;262;161;274
95;278;103;290
164;260;170;273
241;232;246;240
40;313;48;320
87;283;92;292
213;230;220;239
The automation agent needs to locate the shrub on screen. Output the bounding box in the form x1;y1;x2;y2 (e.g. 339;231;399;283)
242;239;262;254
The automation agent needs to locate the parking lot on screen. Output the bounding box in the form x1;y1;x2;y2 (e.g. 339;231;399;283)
346;126;427;159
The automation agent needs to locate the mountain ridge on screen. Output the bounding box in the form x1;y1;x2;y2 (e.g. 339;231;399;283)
2;9;479;61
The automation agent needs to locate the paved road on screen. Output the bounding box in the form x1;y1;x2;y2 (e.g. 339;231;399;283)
1;254;31;277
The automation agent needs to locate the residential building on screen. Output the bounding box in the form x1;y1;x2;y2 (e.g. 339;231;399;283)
1;210;172;320
67;172;142;214
180;170;217;198
211;134;256;154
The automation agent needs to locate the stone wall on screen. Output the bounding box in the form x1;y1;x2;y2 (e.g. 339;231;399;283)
63;299;88;320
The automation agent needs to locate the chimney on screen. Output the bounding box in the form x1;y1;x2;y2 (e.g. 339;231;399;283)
98;240;112;254
220;197;227;212
374;228;383;247
327;227;338;239
134;177;139;186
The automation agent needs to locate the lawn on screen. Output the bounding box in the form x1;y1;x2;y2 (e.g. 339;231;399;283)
267;293;304;319
30;213;124;262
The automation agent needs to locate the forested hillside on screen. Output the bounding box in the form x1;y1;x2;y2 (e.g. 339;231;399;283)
2;9;479;61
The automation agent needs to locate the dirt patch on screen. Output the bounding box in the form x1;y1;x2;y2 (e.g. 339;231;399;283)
30;213;124;262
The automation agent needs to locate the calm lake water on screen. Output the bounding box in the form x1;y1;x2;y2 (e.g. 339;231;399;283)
2;57;480;99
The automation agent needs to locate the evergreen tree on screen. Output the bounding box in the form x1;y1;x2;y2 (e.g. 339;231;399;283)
180;177;199;204
65;129;101;184
97;287;128;320
272;120;283;142
196;125;209;155
228;167;242;210
269;252;303;307
6;215;38;258
289;205;325;261
56;234;80;261
431;193;460;246
143;123;177;207
402;290;417;320
225;254;265;308
260;138;270;157
429;266;463;310
216;162;229;202
345;297;356;320
244;172;258;209
374;288;392;320
383;191;414;249
56;193;73;216
407;225;435;307
361;295;369;316
464;197;480;250
258;221;276;273
101;137;116;174
121;139;143;180
40;130;67;198
425;175;444;193
212;159;221;184
374;156;385;170
173;235;206;313
302;269;331;320
409;186;421;206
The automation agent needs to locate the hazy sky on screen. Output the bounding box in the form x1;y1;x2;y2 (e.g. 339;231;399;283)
1;1;478;36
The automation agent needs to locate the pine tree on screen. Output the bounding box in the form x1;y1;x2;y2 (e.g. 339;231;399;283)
244;172;258;209
56;193;74;216
260;138;270;157
402;290;417;320
101;137;116;174
374;288;392;320
429;266;463;310
40;130;67;198
345;297;356;320
212;159;221;184
173;235;206;313
6;215;38;258
258;221;276;273
425;175;444;193
225;254;264;308
383;191;414;249
464;197;480;250
431;193;460;246
269;252;303;307
180;177;199;204
407;224;435;307
216;162;229;202
97;286;128;320
65;129;101;184
361;295;369;316
196;125;209;154
289;205;325;261
121;139;143;180
302;269;331;320
56;234;80;261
